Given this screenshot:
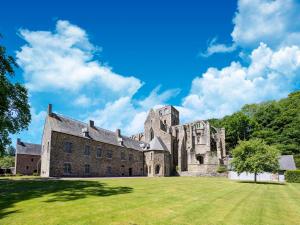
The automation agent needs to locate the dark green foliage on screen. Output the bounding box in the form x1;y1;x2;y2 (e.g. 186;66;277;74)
294;155;300;169
285;170;300;183
231;139;280;182
210;91;300;156
0;36;31;155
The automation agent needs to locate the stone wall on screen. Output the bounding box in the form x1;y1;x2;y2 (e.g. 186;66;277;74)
144;150;170;177
15;154;40;175
48;131;144;177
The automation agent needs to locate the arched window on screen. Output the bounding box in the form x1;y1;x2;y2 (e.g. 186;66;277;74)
150;128;154;141
155;165;160;175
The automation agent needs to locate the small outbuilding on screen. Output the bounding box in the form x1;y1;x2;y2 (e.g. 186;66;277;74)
15;139;41;175
228;155;296;182
143;136;171;177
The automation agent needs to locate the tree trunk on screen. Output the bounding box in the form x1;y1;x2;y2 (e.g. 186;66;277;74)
254;172;257;183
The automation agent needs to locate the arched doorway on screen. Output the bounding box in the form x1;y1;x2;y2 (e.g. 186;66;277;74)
155;165;160;175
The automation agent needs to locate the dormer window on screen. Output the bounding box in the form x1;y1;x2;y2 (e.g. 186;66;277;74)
82;127;89;137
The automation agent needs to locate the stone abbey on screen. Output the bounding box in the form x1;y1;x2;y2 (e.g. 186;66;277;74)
15;104;227;177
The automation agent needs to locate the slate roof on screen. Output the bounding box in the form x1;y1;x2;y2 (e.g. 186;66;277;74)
148;136;168;151
48;113;146;151
16;141;41;156
279;155;296;170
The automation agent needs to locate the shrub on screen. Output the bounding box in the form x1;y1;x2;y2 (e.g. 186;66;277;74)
217;165;228;173
285;170;300;183
294;155;300;169
32;172;39;176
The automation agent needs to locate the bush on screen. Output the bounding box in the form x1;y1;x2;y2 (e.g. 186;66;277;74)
32;172;39;176
217;165;228;173
294;155;300;169
285;170;300;183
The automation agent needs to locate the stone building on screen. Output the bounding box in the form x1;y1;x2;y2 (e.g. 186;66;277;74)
15;103;226;178
138;105;227;176
15;139;41;175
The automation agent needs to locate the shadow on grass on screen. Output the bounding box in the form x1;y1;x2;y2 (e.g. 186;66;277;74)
0;179;133;219
238;180;285;185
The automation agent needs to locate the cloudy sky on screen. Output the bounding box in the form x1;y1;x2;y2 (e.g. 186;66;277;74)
1;0;300;145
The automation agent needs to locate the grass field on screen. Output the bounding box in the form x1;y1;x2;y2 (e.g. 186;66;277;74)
0;177;300;225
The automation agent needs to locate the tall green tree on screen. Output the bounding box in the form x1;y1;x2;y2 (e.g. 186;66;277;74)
210;112;256;153
0;35;31;156
231;139;280;182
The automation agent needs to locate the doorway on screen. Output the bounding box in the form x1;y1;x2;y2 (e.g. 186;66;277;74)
129;168;133;176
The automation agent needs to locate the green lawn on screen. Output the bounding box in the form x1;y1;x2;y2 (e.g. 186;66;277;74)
0;177;299;225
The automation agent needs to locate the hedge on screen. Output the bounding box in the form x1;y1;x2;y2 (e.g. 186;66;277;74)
285;170;300;183
294;155;300;169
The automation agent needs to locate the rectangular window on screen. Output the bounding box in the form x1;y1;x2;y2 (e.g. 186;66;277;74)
64;142;72;153
84;145;91;155
139;154;143;161
96;148;102;158
106;150;112;159
106;166;112;175
84;164;90;174
121;151;126;160
129;154;133;161
64;163;71;174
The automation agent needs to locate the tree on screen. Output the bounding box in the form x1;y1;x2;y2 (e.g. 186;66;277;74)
231;139;280;182
0;155;14;169
6;145;16;156
0;35;31;156
210;112;256;154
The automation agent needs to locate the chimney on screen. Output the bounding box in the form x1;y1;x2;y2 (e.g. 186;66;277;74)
47;104;52;116
17;138;21;145
116;129;123;145
89;120;94;128
116;128;121;137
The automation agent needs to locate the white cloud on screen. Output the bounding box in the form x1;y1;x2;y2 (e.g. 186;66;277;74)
16;20;142;98
200;37;236;57
87;86;180;135
182;43;300;121
232;0;300;49
74;95;93;107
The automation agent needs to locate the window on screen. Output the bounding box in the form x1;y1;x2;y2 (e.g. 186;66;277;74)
139;154;143;161
31;158;34;162
129;154;133;161
150;128;154;141
106;150;113;159
150;152;153;160
47;141;50;153
84;164;90;174
64;163;71;174
121;151;126;160
106;166;112;175
96;148;102;158
84;145;91;156
149;166;151;174
64;142;72;153
196;155;204;164
26;166;29;170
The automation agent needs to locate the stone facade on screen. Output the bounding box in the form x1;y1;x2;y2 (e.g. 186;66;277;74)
142;105;227;175
19;103;226;178
15;139;41;175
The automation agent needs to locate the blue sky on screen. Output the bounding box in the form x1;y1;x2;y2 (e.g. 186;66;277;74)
1;0;300;145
